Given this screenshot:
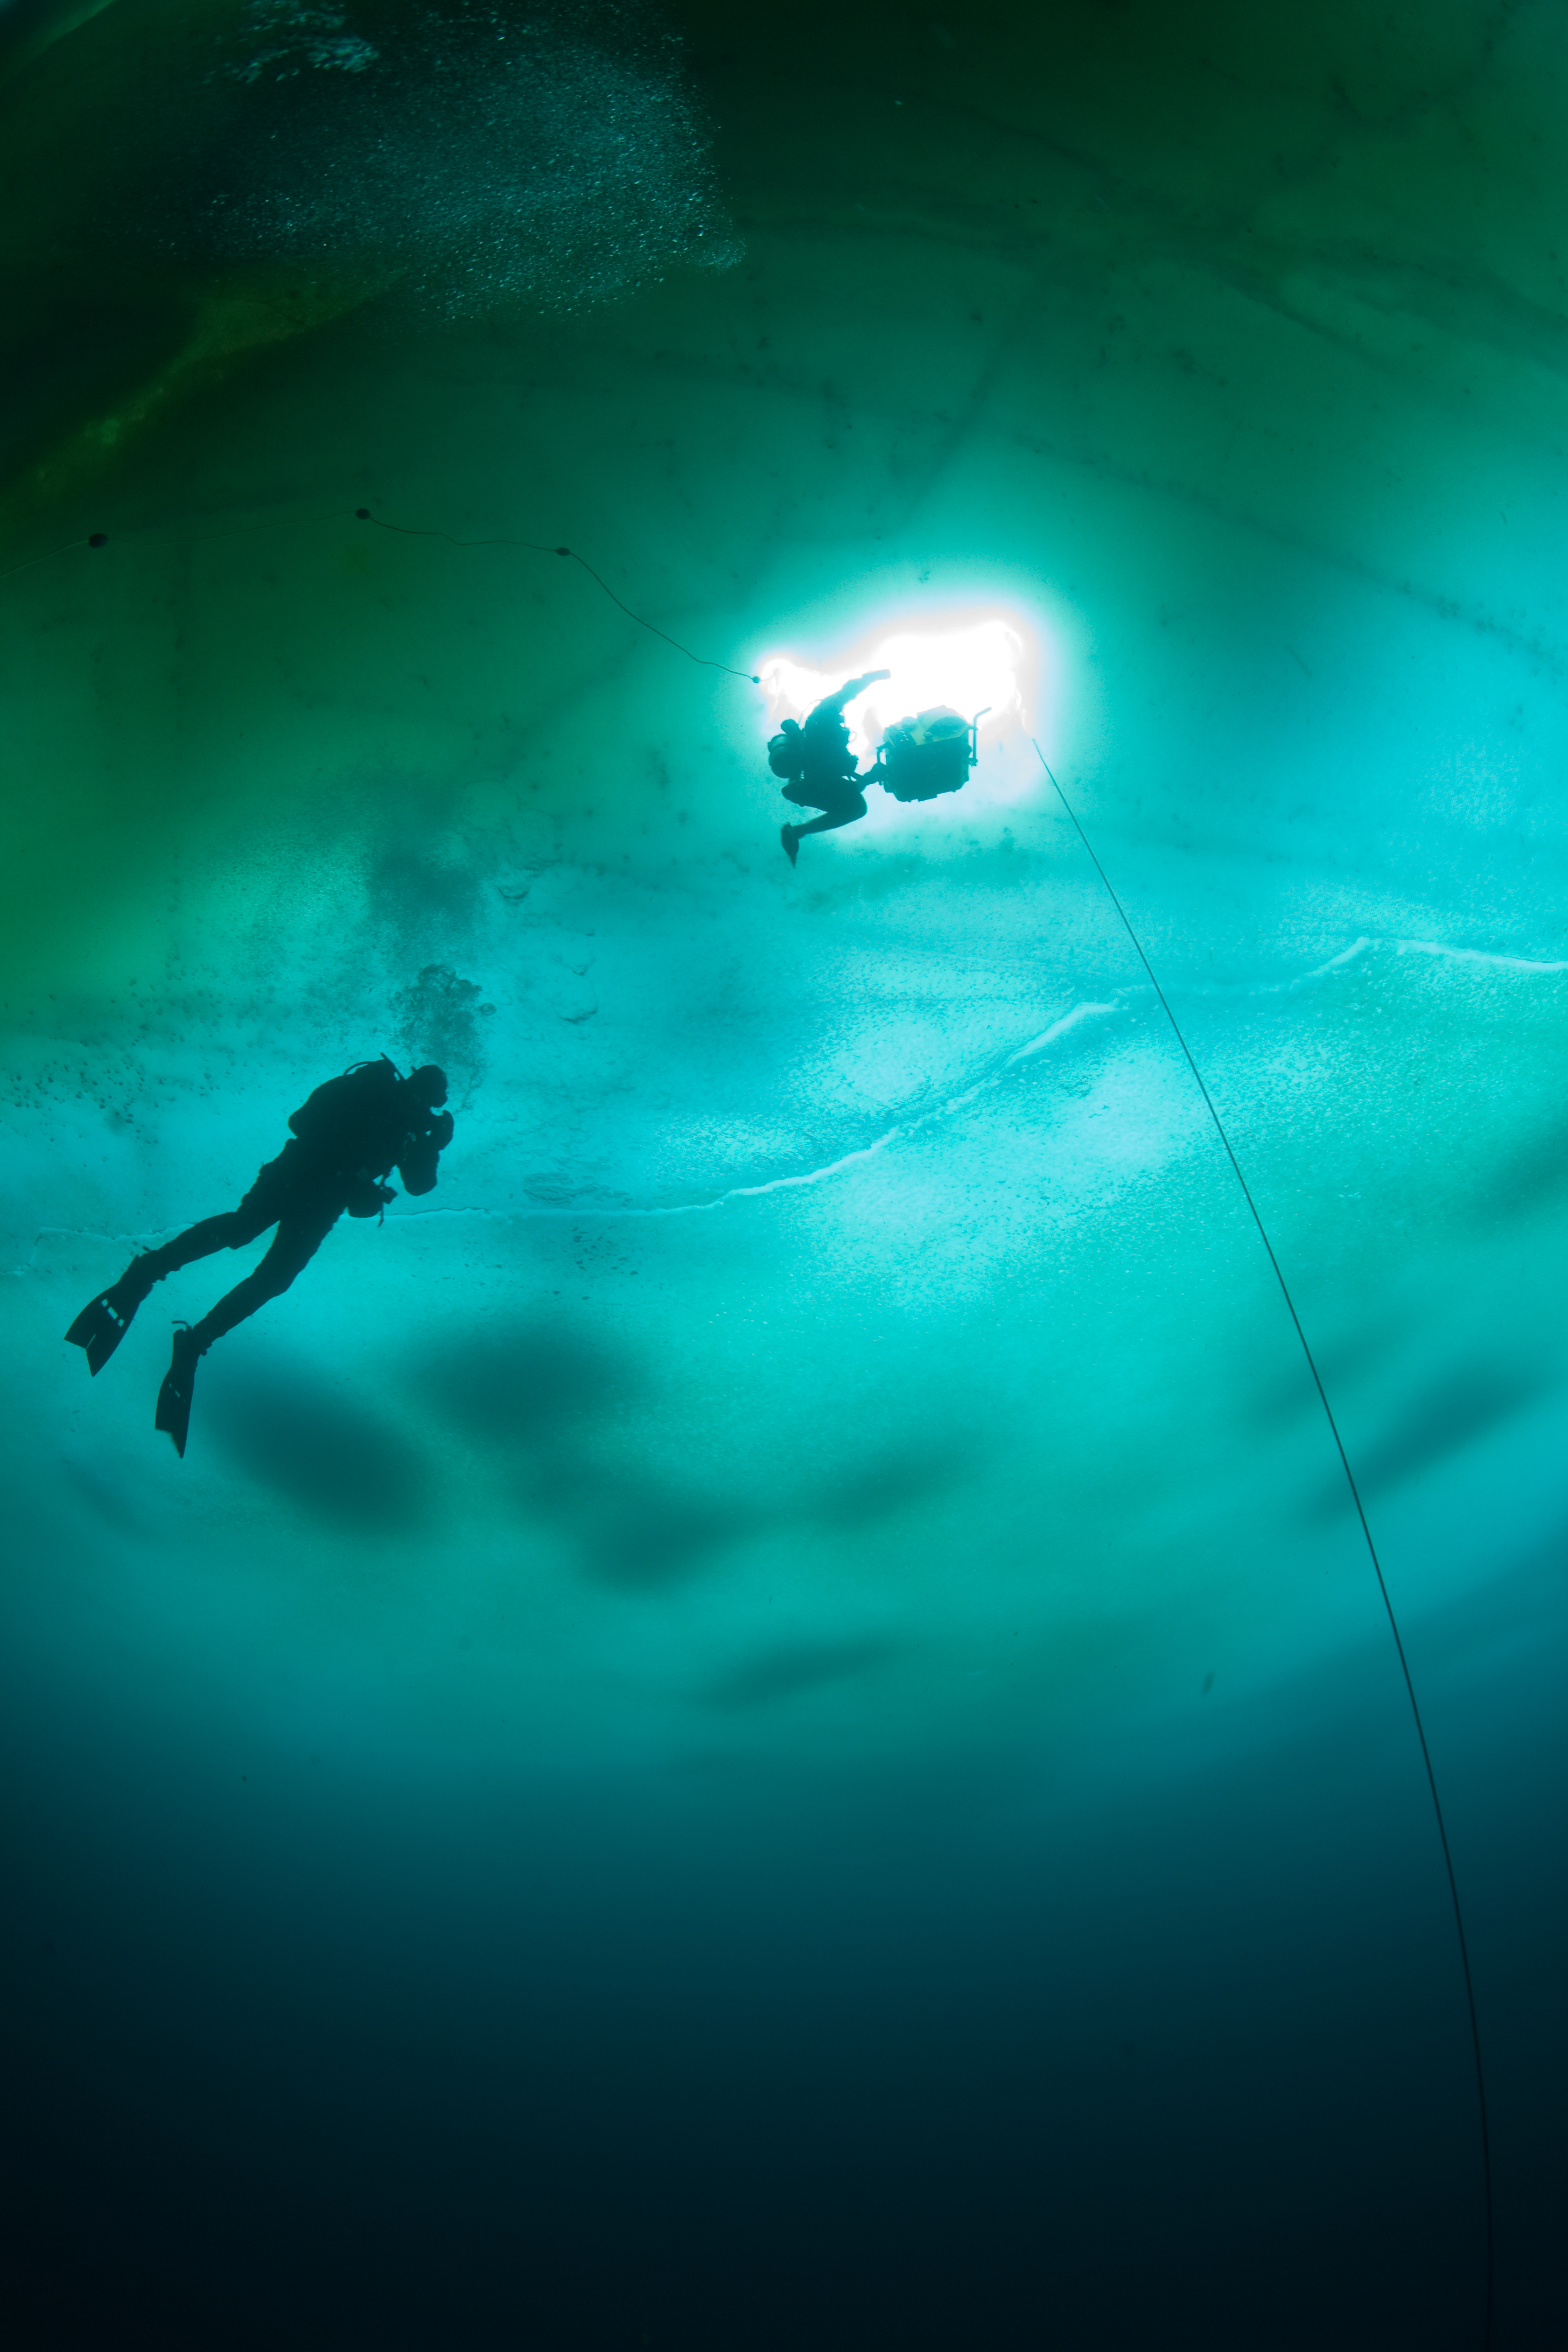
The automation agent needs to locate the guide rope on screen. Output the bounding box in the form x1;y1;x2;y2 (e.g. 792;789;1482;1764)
351;509;760;679
1033;741;1494;2349
1;506;761;682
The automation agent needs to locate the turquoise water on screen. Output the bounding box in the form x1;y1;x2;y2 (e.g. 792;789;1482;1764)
3;3;1566;2343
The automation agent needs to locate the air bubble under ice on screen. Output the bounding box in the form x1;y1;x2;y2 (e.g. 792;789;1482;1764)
200;0;740;314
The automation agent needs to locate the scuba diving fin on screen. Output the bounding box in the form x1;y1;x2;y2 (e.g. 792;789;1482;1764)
154;1326;202;1459
65;1256;161;1376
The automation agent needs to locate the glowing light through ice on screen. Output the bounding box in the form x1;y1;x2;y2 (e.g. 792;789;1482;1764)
755;612;1049;828
760;616;1028;757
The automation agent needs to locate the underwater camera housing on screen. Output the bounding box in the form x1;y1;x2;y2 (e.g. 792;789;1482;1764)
876;705;989;802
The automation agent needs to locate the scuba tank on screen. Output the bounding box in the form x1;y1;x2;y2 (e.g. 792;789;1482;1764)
767;721;805;779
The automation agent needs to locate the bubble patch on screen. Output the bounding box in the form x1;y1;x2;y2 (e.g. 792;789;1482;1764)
229;1;380;83
194;0;741;316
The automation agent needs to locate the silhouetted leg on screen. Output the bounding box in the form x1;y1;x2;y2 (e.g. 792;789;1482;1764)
156;1200;344;1458
66;1205;274;1376
793;795;867;837
189;1202;344;1350
145;1210;265;1274
781;793;867;860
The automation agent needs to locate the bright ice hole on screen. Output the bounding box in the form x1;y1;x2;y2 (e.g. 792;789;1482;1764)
759;615;1031;767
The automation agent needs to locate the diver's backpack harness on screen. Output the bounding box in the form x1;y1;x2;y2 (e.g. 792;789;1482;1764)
767;722;805;781
288;1057;404;1221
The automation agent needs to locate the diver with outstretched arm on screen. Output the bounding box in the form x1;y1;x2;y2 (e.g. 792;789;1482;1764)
773;669;891;865
65;1057;454;1456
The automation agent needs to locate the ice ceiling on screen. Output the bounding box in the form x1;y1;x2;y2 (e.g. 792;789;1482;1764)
3;2;1567;2346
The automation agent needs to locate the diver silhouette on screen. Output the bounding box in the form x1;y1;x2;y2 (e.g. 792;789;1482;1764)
65;1058;454;1458
771;669;891;865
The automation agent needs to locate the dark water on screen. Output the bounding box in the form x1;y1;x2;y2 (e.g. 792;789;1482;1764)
3;3;1567;2344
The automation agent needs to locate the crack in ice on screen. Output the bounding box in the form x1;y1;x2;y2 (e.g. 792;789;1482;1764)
15;932;1568;1265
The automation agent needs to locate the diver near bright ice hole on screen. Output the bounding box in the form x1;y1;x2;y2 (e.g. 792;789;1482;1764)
771;672;989;862
65;1058;454;1458
772;669;891;864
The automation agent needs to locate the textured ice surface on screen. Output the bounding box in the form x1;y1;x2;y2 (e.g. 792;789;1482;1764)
4;2;1568;2346
188;0;741;314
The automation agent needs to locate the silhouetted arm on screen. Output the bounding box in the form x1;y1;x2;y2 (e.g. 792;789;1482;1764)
808;668;891;724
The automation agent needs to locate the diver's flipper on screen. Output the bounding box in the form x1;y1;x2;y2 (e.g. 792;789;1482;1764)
66;1259;158;1375
781;824;800;868
155;1327;201;1459
66;1294;130;1375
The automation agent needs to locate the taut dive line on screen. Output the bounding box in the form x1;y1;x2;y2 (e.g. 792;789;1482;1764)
3;503;762;685
1033;739;1495;2352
